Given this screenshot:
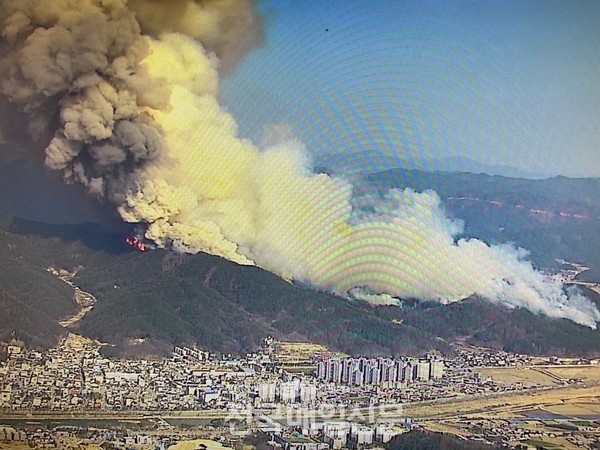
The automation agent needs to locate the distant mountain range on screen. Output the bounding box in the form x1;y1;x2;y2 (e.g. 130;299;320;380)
398;156;555;179
318;154;555;180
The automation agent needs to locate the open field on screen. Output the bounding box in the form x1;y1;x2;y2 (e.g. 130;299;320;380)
544;366;600;383
272;341;329;359
270;341;347;373
420;416;593;450
0;444;30;450
411;382;600;450
272;342;347;360
168;439;228;450
418;420;469;438
544;401;600;417
477;367;560;387
394;384;600;420
476;365;600;388
521;438;571;449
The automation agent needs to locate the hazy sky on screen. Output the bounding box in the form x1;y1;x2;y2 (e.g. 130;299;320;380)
222;0;600;178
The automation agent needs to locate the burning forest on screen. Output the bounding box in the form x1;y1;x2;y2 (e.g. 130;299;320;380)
0;0;598;329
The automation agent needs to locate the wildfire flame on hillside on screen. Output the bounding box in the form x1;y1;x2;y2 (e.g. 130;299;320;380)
125;236;148;252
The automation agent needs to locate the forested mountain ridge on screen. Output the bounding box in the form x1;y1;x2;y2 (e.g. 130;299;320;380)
363;170;600;274
1;212;599;358
1;171;600;356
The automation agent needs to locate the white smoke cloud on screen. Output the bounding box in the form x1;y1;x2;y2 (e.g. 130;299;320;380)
348;288;401;306
1;0;599;329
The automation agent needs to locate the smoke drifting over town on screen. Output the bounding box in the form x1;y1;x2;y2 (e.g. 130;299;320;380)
1;0;599;328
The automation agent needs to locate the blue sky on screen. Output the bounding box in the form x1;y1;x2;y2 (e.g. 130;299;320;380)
221;0;600;178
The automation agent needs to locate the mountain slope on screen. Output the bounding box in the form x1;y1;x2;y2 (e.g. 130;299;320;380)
402;293;600;356
74;249;443;356
0;289;67;348
0;218;120;349
2;167;600;359
72;244;600;358
0;223;76;348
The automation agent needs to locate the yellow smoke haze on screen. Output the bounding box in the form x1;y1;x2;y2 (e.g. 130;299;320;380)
128;0;262;72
